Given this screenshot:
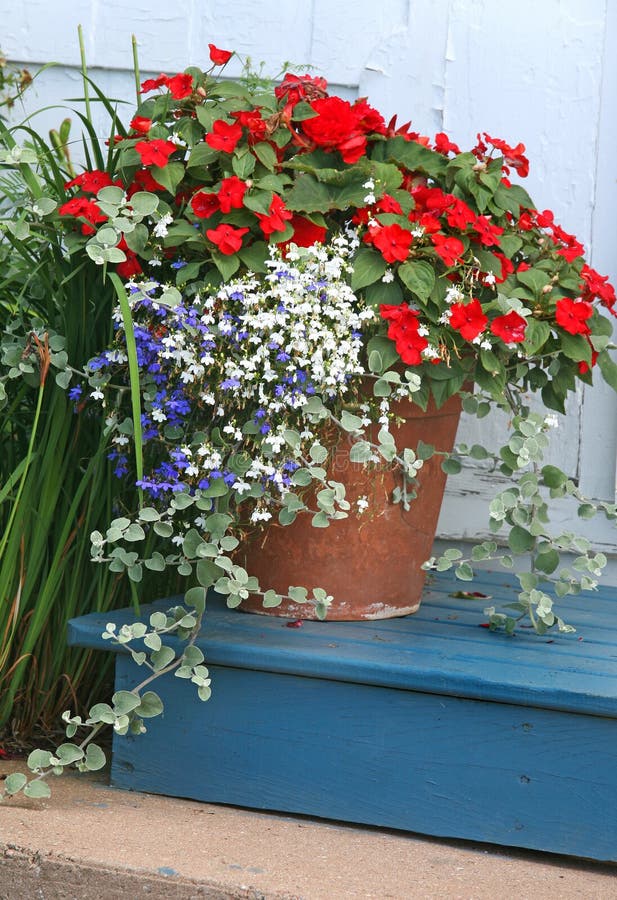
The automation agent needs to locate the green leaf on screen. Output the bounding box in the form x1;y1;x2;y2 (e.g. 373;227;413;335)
560;332;592;363
311;512;330;528
455;563;474;581
350;249;387;290
149;611;168;629
84;743;107;772
26;749;52;770
534;549;560;574
523;319;551;355
184;585;207;614
112;691;141;715
597;350;617;392
23;780;51;799
137;691;164;718
441;457;462;475
55;743;84;765
340;410;364;432
508;525;535;553
541;465;567;488
252;141;277;170
398;260;435;302
3;772;27;795
197;558;222;588
263;589;282;608
151;645;176;671
288;586;308;603
150;162;185;195
128;191;160;216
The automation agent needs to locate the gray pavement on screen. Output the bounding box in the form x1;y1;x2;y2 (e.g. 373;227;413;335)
1;762;616;899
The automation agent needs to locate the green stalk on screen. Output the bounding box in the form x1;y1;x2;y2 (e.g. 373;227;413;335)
132;35;141;107
109;272;144;494
77;24;91;123
0;381;44;563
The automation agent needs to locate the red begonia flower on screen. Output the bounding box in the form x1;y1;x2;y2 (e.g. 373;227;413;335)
287;215;327;247
301;96;367;163
449;299;488;341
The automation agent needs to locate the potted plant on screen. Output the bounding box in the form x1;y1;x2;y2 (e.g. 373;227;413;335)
1;43;616;800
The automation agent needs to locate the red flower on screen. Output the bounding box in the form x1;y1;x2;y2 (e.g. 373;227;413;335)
580;264;616;311
64;169;115;194
230;108;267;142
217;176;248;213
380;303;428;365
578;348;599;374
431;234;465;267
116;238;143;278
287;215;327;247
473;215;503;247
257;195;293;237
135;139;177;168
166;73;194;100
130;116;152;134
140;74;168;93
445;198;475;230
205;120;243;153
555;297;593;335
208;44;233;66
376;194;403;215
490;311;527;343
352;98;386;134
449;299;488;341
206;223;249;255
301;96;367;163
434;132;461;155
365;223;413;264
483;134;529;178
275;73;328;112
58;197;107;234
127;168;166;196
493;252;514;283
191;191;220;218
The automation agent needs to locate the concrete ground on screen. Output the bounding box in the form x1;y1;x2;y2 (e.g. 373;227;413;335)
1;760;616;900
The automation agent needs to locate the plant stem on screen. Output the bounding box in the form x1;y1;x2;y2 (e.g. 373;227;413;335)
131;35;141;107
77;25;91;124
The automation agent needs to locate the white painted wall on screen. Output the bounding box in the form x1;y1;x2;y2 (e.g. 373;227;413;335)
3;0;616;549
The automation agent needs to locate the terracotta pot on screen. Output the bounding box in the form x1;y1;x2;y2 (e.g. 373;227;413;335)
237;391;463;621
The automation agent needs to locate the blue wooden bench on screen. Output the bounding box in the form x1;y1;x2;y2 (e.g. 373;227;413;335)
67;569;617;861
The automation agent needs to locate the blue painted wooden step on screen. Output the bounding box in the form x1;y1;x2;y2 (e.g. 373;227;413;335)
67;570;617;861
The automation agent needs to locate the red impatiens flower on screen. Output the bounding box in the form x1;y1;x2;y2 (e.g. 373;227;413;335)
445;198;475;230
206;223;249;255
483;133;530;178
140;74;168;93
257;195;293;237
473;215;503;247
555;297;593;335
365;223;413;264
130;116;152;134
205;120;243;153
380;303;428;365
135;139;177;168
208;43;233;66
166;73;194;100
191;191;220;218
301;96;367;163
116;237;143;278
493;252;515;283
490;311;527;344
580;264;616;312
449;299;488;341
431;233;465;267
578;347;599;374
217;176;248;213
58;197;107;234
64;169;115;194
376;194;403;215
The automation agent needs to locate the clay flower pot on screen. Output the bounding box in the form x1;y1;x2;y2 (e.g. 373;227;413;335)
238;392;463;620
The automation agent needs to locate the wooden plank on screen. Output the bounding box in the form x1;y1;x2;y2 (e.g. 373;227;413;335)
67;570;617;718
109;654;617;862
